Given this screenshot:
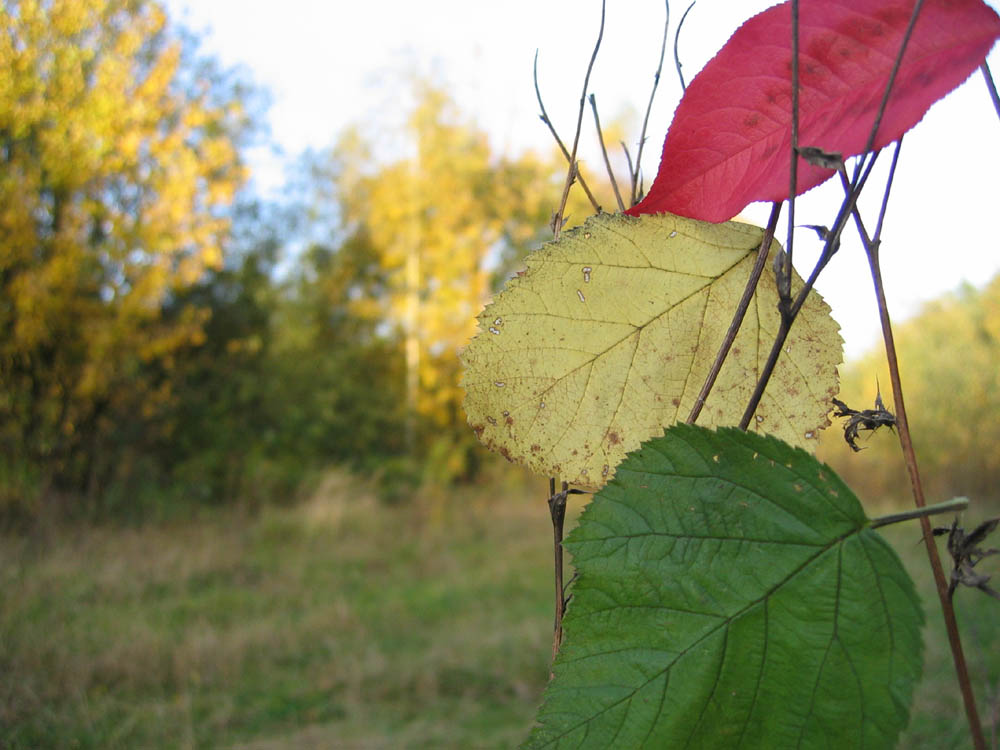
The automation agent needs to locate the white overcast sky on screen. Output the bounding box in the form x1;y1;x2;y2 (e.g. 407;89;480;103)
163;0;1000;360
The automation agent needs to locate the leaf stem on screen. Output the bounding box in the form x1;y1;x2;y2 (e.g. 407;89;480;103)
870;497;969;529
687;202;781;426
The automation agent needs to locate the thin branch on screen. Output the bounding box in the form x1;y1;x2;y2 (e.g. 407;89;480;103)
674;1;696;92
981;62;1000;123
989;682;1000;750
844;140;987;749
552;0;607;239
738;153;879;430
589;94;626;212
781;0;801;317
548;478;573;665
687;202;781;425
864;214;988;750
820;0;921;240
534;51;601;215
632;0;671;207
537;10;603;658
621;140;636;195
846;0;924;192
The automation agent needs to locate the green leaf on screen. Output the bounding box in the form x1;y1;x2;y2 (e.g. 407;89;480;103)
462;213;842;489
525;424;923;749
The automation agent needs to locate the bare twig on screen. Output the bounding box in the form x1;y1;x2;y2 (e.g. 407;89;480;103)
547;476;587;666
534;52;601;215
844;0;924;194
687;202;781;425
780;0;801;317
548;477;563;665
981;62;1000;123
804;0;923;264
632;0;671;207
864;234;988;750
989;681;999;750
552;0;607;239
539;5;606;665
674;1;696;91
844;139;988;750
738;153;879;429
589;94;625;212
548;479;585;664
621;140;636;195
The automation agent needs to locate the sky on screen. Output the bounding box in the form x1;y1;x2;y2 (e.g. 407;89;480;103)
163;0;1000;361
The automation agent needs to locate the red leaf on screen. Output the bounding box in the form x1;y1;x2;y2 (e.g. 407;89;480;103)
627;0;1000;222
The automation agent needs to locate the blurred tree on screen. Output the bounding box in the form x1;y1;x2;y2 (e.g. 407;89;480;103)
0;0;253;513
275;233;409;470
141;200;283;510
331;84;596;477
820;274;1000;509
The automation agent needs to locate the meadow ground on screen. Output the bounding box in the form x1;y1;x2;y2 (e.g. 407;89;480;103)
1;470;997;748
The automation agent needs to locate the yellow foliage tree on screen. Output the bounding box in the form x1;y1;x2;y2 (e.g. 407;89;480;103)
333;84;597;454
0;0;249;501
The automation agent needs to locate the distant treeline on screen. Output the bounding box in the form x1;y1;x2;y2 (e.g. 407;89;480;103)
0;0;598;524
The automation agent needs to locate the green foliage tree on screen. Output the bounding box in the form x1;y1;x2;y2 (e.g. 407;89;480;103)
0;0;253;515
265;225;410;486
99;196;411;515
140;201;284;510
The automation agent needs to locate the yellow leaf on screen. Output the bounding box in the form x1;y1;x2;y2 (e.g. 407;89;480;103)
462;212;842;487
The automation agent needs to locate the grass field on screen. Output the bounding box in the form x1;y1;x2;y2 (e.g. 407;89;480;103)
2;470;998;748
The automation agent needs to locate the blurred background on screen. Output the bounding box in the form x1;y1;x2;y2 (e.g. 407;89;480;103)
2;1;998;747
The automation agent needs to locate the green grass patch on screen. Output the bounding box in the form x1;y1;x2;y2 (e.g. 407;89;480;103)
886;522;1000;749
1;473;553;748
1;472;997;747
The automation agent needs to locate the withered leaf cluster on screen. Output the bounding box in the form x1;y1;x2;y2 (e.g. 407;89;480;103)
831;392;897;452
934;517;1000;601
